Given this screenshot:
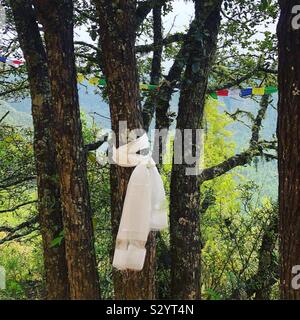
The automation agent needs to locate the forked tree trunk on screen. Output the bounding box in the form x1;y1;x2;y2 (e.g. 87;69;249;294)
34;0;100;300
277;0;300;300
170;0;222;300
94;0;156;299
10;0;69;299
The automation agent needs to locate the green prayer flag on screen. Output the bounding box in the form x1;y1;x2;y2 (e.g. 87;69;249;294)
265;86;277;94
148;84;158;90
99;78;107;86
210;92;218;99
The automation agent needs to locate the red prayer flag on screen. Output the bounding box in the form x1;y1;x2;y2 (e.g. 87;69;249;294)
11;59;23;65
216;89;229;96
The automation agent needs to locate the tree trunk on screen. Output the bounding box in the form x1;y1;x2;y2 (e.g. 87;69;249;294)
277;0;300;300
229;207;279;300
254;210;278;300
10;0;69;300
34;0;100;300
170;0;222;300
94;0;156;299
142;4;163;131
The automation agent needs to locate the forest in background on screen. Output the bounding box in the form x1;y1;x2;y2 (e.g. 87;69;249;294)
1;0;298;301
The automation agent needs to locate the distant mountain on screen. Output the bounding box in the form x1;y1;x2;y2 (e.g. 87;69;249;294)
0;100;32;127
7;83;111;129
222;95;278;200
1;85;278;200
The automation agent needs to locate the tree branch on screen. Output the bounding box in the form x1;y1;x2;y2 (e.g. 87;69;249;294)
74;41;101;54
85;133;109;152
208;68;261;93
136;32;185;54
0;216;38;234
257;67;277;75
0;111;10;124
0;176;36;189
199;95;276;183
0;200;37;214
0;227;39;245
135;0;169;29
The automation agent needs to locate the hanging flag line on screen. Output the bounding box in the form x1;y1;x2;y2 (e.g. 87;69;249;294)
0;56;24;68
209;86;278;99
0;62;277;97
79;73;278;96
77;73;159;91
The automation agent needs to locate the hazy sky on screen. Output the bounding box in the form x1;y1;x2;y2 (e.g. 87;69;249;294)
162;0;194;32
75;0;277;45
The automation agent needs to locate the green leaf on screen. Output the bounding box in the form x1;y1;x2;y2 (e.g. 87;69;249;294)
50;231;64;248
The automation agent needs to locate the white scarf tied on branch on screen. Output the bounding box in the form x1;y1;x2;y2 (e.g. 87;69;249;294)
109;133;168;271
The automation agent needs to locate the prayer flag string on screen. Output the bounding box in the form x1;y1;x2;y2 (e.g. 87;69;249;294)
0;56;24;68
78;73;278;97
209;86;278;99
0;61;278;97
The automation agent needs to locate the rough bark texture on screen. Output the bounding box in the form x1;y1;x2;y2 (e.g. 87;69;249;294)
170;0;222;300
152;8;217;164
34;0;100;300
10;0;69;300
142;4;163;131
95;0;156;300
277;0;300;300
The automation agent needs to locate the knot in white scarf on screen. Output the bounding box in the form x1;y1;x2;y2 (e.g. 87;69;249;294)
112;133;168;271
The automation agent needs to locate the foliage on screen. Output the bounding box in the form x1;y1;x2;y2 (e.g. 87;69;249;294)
0;0;280;300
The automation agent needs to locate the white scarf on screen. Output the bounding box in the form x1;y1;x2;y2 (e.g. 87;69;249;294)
111;133;168;271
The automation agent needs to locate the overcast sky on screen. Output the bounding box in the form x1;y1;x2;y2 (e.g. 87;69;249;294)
75;0;277;45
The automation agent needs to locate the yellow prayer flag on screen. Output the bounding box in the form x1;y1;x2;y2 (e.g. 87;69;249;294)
252;87;265;95
77;73;85;83
140;84;148;90
89;77;100;86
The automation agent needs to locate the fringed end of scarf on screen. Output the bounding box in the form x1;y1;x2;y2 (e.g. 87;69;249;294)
113;245;146;271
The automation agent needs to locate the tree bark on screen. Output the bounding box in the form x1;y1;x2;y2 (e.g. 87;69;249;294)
10;0;69;300
94;0;156;299
142;4;163;131
277;0;300;300
170;0;222;300
34;0;100;300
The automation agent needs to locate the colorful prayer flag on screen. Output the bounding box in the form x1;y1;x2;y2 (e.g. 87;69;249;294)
148;84;159;90
265;86;277;94
77;73;85;83
228;89;240;97
0;56;24;68
140;84;148;91
209;92;218;99
252;87;265;95
240;88;252;97
99;78;107;86
88;77;100;86
216;89;229;96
